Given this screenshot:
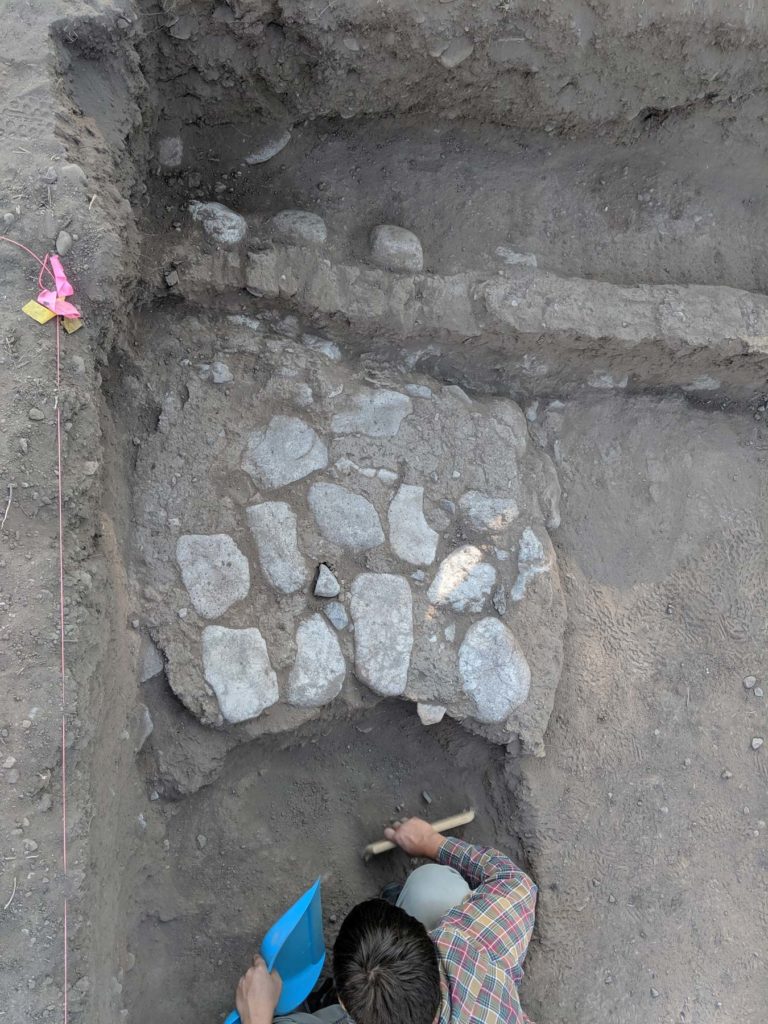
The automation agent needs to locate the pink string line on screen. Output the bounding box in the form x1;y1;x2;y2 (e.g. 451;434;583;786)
1;234;69;1024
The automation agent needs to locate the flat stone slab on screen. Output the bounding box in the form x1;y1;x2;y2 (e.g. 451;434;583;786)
459;618;531;723
135;313;565;750
388;484;439;565
175;534;250;618
243;415;328;488
308;482;384;550
286;614;346;707
459;490;519;532
202;626;279;723
427;545;496;613
331;389;412;438
247;502;308;594
351;573;413;695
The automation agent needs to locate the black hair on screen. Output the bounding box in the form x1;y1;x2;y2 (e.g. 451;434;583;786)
333;899;441;1024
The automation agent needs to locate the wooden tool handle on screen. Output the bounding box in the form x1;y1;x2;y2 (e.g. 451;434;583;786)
363;809;476;860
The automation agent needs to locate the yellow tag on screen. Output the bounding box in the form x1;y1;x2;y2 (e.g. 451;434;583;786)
63;318;84;334
22;299;55;324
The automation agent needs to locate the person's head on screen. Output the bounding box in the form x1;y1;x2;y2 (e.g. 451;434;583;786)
333;899;441;1024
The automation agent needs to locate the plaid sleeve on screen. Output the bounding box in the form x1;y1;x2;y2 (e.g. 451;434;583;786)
436;837;537;981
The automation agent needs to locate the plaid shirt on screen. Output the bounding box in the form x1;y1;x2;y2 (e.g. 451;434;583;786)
431;838;537;1024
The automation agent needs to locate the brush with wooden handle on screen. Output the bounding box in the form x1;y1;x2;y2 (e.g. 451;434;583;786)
362;809;475;860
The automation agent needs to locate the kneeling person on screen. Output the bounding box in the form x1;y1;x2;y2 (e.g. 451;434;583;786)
236;816;537;1024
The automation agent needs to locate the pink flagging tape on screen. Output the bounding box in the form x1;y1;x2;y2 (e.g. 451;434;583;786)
39;254;81;319
0;236;71;1024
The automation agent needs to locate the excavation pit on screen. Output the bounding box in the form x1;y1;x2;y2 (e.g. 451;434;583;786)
123;694;521;1024
4;5;762;1024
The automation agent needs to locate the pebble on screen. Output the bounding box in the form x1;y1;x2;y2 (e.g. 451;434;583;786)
196;834;207;849
720;769;732;779
164;269;179;287
41;165;58;184
421;790;433;805
323;601;349;631
751;737;763;750
744;675;756;689
314;564;341;599
650;988;660;999
55;230;73;257
3;756;16;769
754;687;763;698
28;408;45;421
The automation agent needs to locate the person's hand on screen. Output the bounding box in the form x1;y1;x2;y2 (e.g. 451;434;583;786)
384;817;443;860
235;954;282;1024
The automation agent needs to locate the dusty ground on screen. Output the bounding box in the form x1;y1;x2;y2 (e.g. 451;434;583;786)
1;2;768;1024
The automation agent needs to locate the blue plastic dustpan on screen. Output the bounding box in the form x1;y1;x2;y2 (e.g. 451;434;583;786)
224;879;325;1023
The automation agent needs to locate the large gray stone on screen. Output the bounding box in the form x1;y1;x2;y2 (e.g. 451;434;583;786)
458;491;519;532
189;201;247;246
202;626;278;723
242;416;328;488
351;574;413;696
271;210;327;247
247;502;308;594
331;389;412;438
511;526;555;601
176;534;250;618
388;484;439;565
427;545;496;613
308;483;384;550
369;225;424;272
459;618;531;723
286;615;346;707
